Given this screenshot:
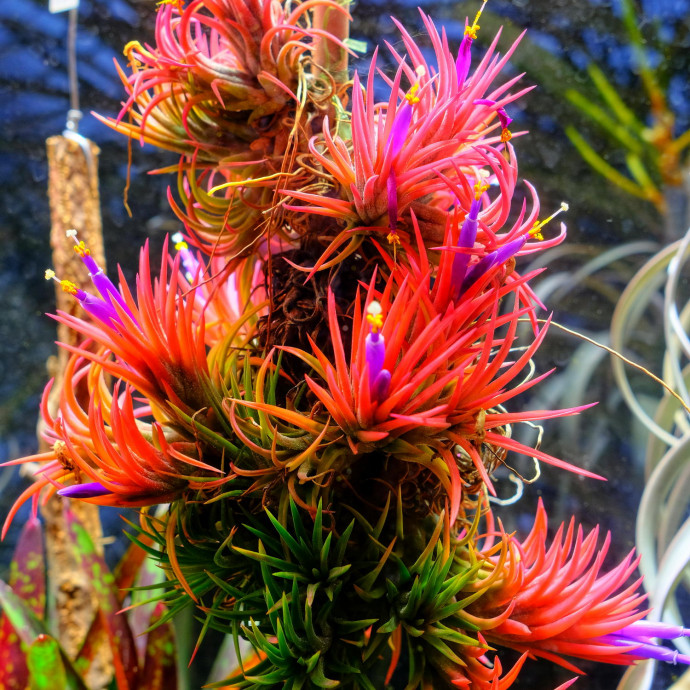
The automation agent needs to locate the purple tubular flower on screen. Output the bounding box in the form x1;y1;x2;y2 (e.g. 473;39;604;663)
497;107;513;131
373;369;391;401
473;99;513;130
172;231;201;281
387;101;412;161
366;331;386;386
460;236;526;294
457;3;486;86
597;620;690;665
451;198;481;294
88;269;131;313
74;288;123;327
456;36;472;86
365;301;391;402
58;482;111;499
68;230;137;322
617;621;690;640
601;637;690;665
387;171;398;231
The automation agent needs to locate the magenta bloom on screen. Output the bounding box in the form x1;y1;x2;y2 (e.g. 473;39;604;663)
284;9;531;271
466;500;690;673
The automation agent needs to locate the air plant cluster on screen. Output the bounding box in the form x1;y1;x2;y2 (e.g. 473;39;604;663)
5;0;690;687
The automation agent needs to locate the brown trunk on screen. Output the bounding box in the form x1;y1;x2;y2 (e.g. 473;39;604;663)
42;133;113;688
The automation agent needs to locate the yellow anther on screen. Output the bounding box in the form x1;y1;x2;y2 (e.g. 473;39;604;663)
73;240;89;258
464;0;488;40
528;225;544;241
174;240;189;251
500;128;512;143
366;301;384;333
387;230;401;262
473;180;490;199
403;68;426;107
529;202;569;241
66;230;90;257
59;280;78;295
46;268;79;295
405;83;420;106
156;0;183;8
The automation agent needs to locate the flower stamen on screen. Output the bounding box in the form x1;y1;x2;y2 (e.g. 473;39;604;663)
66;229;136;321
464;0;488;40
529;202;569;241
45;268;122;327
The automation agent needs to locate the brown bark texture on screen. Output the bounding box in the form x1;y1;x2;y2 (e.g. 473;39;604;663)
42;134;113;688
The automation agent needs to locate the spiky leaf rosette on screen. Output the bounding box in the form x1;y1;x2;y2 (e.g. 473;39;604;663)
462;500;669;672
97;0;352;257
11;4;690;689
126;493;539;689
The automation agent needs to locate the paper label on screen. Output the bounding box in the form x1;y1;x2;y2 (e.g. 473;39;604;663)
49;0;79;13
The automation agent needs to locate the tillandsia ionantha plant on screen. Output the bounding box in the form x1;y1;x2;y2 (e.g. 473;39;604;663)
5;0;690;687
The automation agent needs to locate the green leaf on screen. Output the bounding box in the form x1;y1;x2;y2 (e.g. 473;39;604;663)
27;635;68;690
232;545;296;572
0;585;86;690
421;634;465;666
0;580;45;646
305;650;321;674
625;152;660;198
264;509;312;564
376;616;398;634
326;564;351;582
333;520;355;567
334;618;378;634
312;502;324;553
566;127;648;199
586;62;645;133
0;517;45;690
308;658;339;688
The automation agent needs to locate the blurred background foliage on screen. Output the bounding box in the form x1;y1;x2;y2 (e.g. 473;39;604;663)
1;0;689;687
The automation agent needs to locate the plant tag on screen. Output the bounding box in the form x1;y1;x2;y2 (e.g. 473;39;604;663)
49;0;79;13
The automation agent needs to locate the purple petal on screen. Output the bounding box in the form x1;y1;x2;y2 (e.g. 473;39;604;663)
458;199;482;248
387;171;398;231
451;199;481;295
58;482;111;499
602;636;690;665
386;101;412;161
618;621;690;641
459;236;526;294
365;332;386;386
456;36;472;86
79;252;101;276
493;236;526;265
497;107;513;130
75;289;123;327
460;251;497;293
89;272;136;322
473;100;512;131
73;248;138;324
373;369;391;402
